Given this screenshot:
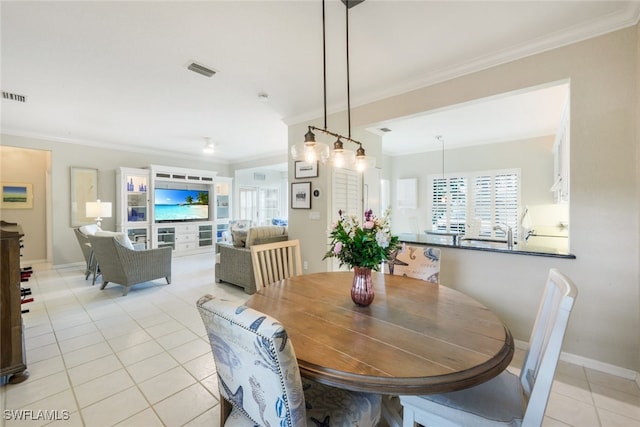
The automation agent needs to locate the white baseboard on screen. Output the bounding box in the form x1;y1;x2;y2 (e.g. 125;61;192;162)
514;339;638;380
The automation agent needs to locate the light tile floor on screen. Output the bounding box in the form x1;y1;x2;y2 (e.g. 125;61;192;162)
2;253;639;426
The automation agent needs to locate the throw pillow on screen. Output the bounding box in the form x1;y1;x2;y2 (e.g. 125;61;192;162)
95;231;136;250
231;229;248;247
79;224;102;236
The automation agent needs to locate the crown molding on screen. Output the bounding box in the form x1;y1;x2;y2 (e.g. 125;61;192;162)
284;3;640;127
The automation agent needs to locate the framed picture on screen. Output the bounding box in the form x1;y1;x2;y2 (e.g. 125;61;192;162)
291;182;312;209
294;161;319;179
70;167;98;226
0;182;33;209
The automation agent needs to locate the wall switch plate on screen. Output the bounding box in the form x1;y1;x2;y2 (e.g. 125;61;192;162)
309;211;320;220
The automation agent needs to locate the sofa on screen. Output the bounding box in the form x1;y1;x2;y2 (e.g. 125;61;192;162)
215;225;288;294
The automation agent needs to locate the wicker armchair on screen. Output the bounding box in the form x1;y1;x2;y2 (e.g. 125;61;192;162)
73;224;104;282
87;234;172;296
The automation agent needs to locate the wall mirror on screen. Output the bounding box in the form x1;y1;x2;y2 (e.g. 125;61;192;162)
366;81;571;256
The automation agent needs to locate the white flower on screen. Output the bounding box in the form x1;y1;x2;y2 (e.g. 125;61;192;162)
376;230;390;248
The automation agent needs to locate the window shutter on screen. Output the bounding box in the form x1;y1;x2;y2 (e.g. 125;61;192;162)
332;168;362;221
431;169;520;239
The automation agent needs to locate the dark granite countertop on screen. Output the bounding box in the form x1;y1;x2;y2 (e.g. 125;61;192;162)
397;233;576;259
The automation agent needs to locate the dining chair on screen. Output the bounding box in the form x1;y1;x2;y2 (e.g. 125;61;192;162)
386;245;441;284
399;268;578;427
250;239;303;288
196;294;382;427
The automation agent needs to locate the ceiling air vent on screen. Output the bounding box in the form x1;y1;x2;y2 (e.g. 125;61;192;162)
2;91;26;103
187;62;217;78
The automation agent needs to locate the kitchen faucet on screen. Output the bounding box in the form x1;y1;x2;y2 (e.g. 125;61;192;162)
493;224;514;250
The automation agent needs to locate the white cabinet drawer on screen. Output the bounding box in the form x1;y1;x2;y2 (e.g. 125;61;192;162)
176;233;196;243
177;242;196;251
175;224;197;233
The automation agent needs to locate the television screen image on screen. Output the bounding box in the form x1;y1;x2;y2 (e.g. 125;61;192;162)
154;188;209;222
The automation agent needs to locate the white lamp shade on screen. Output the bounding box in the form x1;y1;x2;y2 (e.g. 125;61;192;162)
86;200;112;218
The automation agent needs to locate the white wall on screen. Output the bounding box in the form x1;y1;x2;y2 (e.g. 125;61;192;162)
289;26;639;371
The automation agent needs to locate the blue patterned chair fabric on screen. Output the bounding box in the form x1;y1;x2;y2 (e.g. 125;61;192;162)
386;245;441;284
196;294;381;427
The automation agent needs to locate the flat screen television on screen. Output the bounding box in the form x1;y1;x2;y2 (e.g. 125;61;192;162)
154;188;210;222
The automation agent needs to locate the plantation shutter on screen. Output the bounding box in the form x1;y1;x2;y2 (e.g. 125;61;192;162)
431;169;520;239
430;176;467;232
332;168;362;221
331;168;362;271
469;170;520;238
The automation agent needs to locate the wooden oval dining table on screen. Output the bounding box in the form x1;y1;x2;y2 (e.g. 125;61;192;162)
244;271;514;395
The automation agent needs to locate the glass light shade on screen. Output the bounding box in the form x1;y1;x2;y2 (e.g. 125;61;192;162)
355;154;376;172
331;148;356;168
290;141;330;163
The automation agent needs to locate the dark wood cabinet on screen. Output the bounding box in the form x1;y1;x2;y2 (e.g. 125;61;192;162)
0;222;29;384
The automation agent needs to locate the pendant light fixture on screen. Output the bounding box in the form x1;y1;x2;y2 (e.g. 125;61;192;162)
291;0;372;171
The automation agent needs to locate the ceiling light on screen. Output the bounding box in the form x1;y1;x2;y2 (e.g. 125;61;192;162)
290;0;373;171
203;138;216;154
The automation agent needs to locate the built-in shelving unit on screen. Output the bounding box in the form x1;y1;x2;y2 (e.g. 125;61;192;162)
116;167;151;247
214;177;232;242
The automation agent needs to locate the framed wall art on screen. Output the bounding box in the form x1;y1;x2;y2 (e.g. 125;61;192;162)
0;182;33;209
291;182;311;209
294;161;319;179
70;167;98;226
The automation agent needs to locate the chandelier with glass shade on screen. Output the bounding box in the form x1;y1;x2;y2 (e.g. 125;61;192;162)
290;0;374;172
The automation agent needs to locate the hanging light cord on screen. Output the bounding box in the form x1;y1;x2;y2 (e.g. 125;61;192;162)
346;2;351;139
304;0;365;157
322;0;327;130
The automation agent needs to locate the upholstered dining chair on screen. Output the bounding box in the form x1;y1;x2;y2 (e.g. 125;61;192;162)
87;234;172;296
399;268;578;427
386;245;441;284
73;224;101;282
250;239;303;288
196;294;382;427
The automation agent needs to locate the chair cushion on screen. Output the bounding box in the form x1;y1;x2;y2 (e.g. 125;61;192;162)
302;378;381;427
94;231;135;250
79;224;101;236
224;379;382;427
401;370;524;427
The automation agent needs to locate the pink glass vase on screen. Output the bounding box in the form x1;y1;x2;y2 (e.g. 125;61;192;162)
351;266;374;307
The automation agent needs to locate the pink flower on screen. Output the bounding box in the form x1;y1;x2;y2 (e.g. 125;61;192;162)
334;242;343;254
363;221;375;229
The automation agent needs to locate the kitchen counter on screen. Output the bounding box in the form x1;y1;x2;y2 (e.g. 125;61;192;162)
397;233;576;259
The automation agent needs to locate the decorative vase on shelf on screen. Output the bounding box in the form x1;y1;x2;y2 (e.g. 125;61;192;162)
351;266;374;307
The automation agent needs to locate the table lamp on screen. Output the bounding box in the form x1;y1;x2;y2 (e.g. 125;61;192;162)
85;199;112;228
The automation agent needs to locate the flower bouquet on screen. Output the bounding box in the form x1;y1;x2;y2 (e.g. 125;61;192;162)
324;209;400;306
